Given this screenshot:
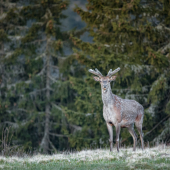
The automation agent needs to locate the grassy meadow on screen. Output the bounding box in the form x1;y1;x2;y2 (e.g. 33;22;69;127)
0;146;170;170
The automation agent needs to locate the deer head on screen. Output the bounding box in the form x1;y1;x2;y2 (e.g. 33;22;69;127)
88;68;120;93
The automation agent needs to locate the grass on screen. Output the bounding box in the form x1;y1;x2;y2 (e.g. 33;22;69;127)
0;145;170;170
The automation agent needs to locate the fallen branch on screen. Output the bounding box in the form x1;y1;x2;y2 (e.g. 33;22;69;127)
144;115;170;137
48;139;57;153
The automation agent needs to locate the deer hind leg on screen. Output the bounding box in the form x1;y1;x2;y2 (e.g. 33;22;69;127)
115;124;121;152
127;124;137;151
106;122;113;152
135;112;144;150
136;125;144;150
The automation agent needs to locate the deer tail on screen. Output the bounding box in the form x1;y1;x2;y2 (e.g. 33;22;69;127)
135;105;144;125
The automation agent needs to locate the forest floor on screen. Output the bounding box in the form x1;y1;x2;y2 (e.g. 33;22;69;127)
0;146;170;170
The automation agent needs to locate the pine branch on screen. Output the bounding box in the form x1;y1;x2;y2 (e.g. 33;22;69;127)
156;24;170;32
48;75;58;83
23;39;46;45
51;122;82;131
164;26;170;32
51;2;63;7
157;42;170;54
69;124;82;131
0;52;13;58
36;64;47;76
17;109;28;112
52;103;62;111
1;2;16;8
1;80;32;89
51;65;59;69
12;108;44;114
126;94;148;97
34;22;44;26
15;26;28;30
50;52;67;60
3;121;27;129
29;88;47;95
34;52;46;60
47;86;54;91
0;13;6;20
8;36;23;41
29;88;53;97
49;133;68;137
104;44;111;47
113;86;151;92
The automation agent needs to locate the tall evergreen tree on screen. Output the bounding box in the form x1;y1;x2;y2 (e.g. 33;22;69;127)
0;0;79;153
19;0;71;153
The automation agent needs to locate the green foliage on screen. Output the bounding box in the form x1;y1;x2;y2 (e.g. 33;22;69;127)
62;0;170;149
0;0;170;153
0;29;10;42
0;0;73;153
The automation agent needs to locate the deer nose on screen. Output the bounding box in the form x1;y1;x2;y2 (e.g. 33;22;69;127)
103;85;107;89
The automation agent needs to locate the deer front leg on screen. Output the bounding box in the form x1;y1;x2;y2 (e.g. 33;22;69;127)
106;122;113;151
115;124;121;152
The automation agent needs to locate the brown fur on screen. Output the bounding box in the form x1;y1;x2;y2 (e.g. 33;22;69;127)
135;113;143;122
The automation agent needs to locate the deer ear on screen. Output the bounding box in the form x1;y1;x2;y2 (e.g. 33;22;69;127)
93;76;100;81
109;76;116;81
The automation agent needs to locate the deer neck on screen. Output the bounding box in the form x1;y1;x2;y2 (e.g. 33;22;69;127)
101;84;113;106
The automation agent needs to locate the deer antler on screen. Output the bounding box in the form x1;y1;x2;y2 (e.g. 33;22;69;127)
107;67;120;77
88;68;103;77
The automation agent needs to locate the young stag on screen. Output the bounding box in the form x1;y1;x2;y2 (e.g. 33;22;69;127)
89;68;144;152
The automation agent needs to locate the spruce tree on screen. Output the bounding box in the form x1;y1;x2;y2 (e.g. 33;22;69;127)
1;0;77;153
19;0;72;153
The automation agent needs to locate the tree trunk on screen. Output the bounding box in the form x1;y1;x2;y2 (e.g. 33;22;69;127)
40;38;50;154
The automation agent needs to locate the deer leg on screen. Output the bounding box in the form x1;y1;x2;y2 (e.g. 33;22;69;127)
127;124;137;151
115;124;121;152
135;106;144;150
136;125;144;150
106;122;113;151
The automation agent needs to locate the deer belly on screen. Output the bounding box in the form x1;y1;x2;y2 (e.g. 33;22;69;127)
103;106;119;125
120;114;137;127
120;119;131;128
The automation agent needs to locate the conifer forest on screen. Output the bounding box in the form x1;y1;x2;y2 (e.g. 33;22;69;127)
0;0;170;154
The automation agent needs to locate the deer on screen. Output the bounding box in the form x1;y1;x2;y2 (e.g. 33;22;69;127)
89;67;144;152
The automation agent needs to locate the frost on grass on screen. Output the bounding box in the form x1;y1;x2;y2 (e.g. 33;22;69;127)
0;146;170;167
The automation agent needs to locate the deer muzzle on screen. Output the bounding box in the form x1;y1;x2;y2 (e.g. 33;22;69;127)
103;85;107;90
103;86;107;93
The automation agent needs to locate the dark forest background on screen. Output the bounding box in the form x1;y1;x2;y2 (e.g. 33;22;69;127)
0;0;170;154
